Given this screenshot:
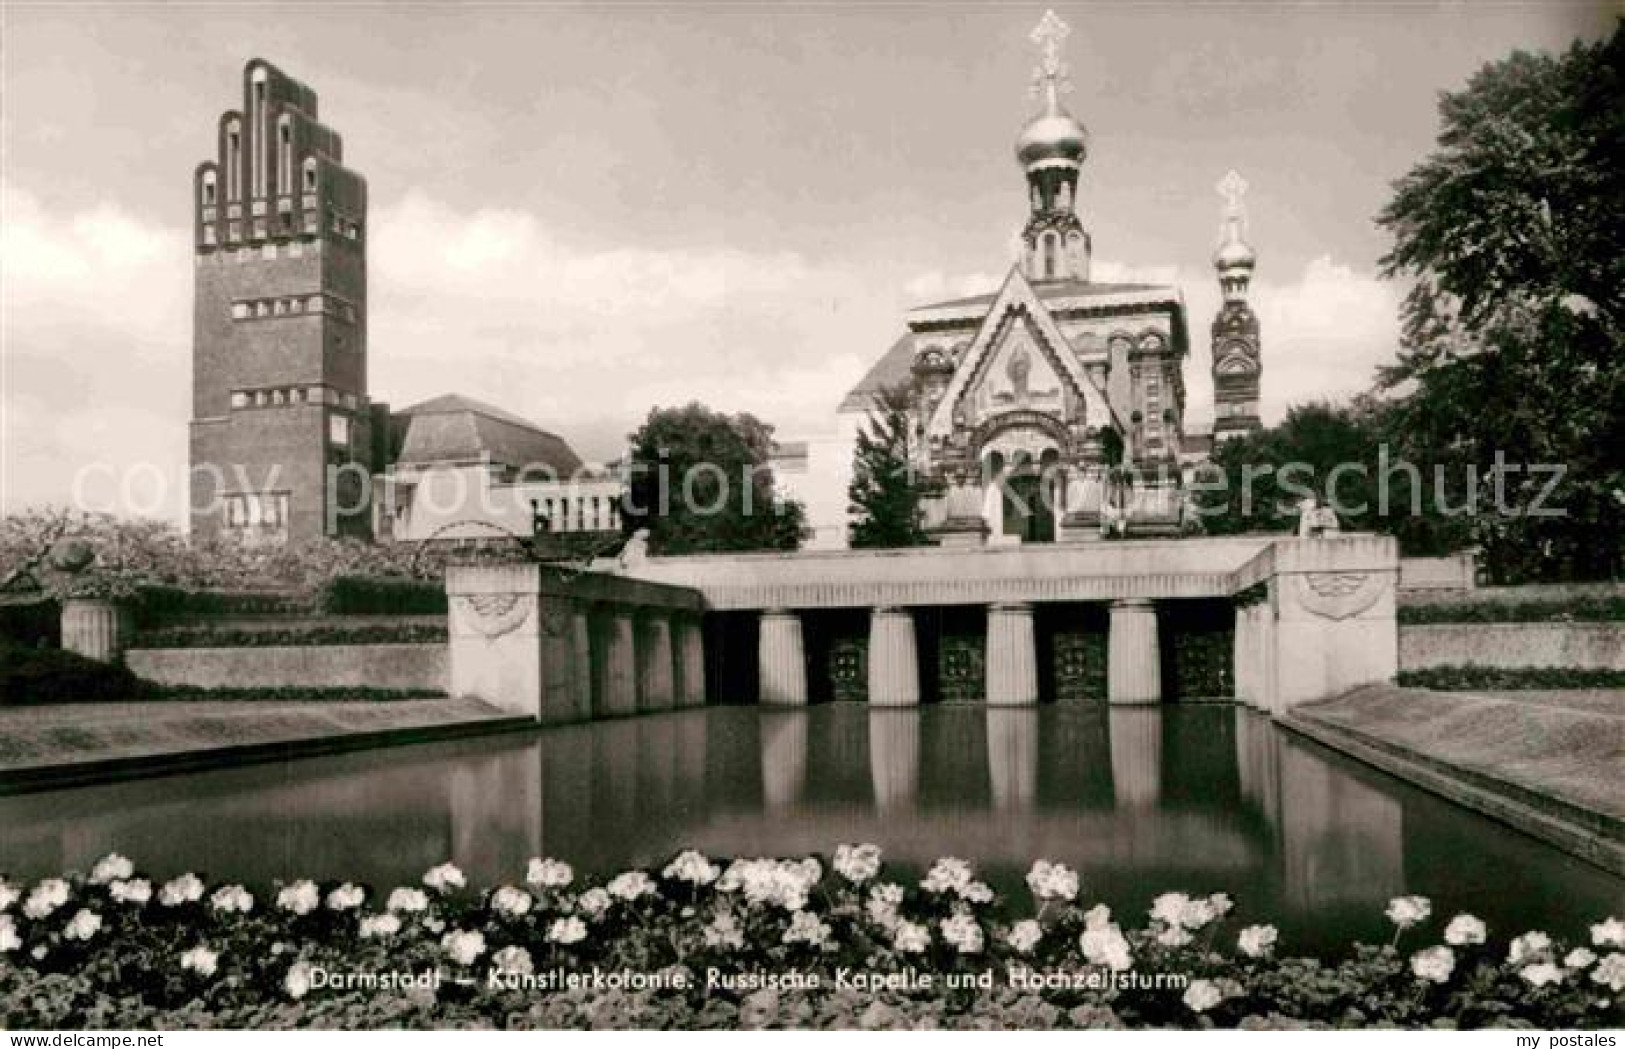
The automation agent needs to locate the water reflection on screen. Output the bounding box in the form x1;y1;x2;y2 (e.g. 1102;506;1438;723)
1;705;1617;955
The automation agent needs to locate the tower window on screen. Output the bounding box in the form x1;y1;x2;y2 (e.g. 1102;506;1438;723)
200;170;217;207
329;414;351;446
302;157;317;193
225;122;241;201
278;115;293;194
1043;233;1058;279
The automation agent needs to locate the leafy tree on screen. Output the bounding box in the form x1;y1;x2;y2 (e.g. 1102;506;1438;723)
1374;25;1625;581
847;384;928;549
622;403;808;555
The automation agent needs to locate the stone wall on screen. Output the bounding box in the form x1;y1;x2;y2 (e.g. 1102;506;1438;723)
1400;623;1625;672
126;643;446;692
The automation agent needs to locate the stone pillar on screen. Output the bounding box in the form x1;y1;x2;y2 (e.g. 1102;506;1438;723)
1108;707;1162;809
60;599;129;663
985;602;1039;705
447;564;542;719
1270;536;1398;711
867;606;920;707
758;608;808;706
638;613;675;712
1107;598;1161;704
597;609;638;717
675;615;706;707
538;600;584;724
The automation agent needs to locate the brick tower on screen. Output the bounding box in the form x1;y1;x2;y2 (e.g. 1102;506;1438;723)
189;59;377;544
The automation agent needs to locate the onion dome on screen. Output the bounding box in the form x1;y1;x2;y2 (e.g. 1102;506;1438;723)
1213;218;1256;272
1015;88;1088;170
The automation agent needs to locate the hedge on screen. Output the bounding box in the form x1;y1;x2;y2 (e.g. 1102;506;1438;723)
132;623;447;649
0;641;152;706
318;576;447;616
1397;667;1625;691
1398;594;1625;625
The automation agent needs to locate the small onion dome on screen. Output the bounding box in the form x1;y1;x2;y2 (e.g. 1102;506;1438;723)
1213;221;1256;271
1015;92;1088;170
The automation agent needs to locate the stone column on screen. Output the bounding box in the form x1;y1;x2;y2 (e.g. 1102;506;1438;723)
537;600;583;724
1107;598;1161;704
675;615;706;708
867;606;920;707
597;609;638;717
638;613;675;712
1108;707;1162;809
985;602;1039;705
60;599;129;663
758;608;808;706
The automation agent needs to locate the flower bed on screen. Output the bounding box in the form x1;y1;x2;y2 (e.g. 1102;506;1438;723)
0;850;1619;1030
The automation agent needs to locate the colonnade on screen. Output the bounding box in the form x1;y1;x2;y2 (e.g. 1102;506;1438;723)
754;599;1164;706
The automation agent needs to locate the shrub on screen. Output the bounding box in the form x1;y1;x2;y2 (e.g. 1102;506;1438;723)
0;641;152;706
147;686;444;702
319;575;447;616
131;623;447;649
1398;667;1625;690
1399;594;1625;625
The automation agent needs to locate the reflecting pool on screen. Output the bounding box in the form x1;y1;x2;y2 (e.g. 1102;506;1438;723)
1;705;1617;956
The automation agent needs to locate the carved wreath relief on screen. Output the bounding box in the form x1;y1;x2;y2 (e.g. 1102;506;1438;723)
1295;571;1389;621
454;592;533;639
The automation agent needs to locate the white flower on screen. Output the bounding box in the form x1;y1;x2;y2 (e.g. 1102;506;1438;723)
1238;924;1278;958
1443;914;1486;946
525;858;573;890
1179;897;1218;931
1509;931;1553;965
1006;919;1042;954
892;919;930;954
359;913;402;939
492;945;534;976
1591;953;1625;992
0;915;20;953
489;886;533;918
62;909;102;942
210;884;254;915
922;857;974;896
180;945;219;977
963;881;995;905
1156;925;1194;948
578;888;612;919
607;871;657;902
1565;948;1597;969
1207;893;1234;918
423;863;466;893
833;843;882;884
1520;962;1564;988
1080;925;1134;972
1024;860;1079;903
1411;946;1455;983
387;887;429;914
1150;892;1192;927
284;962;313;1000
1083;904;1113;932
871;882;904;906
1592;918;1625;949
109;879;151;906
1385;895;1432;929
663;850;721;886
277;881;319;916
704;911;745;950
88;853;134;886
23;878;70;919
422;916;445;934
1183;978;1223;1013
326;883;365;912
159;874;203;908
441;929;486;966
547;916;588;945
0;878;18;913
940;911;984;954
716;858;817;912
783;910;832;948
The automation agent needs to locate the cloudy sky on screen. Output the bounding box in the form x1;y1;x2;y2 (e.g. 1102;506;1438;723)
1;1;1611;520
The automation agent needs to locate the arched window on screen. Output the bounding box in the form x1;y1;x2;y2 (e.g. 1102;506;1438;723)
302;157;318;193
1042;233;1058;279
277;114;293;195
250;67;268;198
200;170;217;207
225;120;241;201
